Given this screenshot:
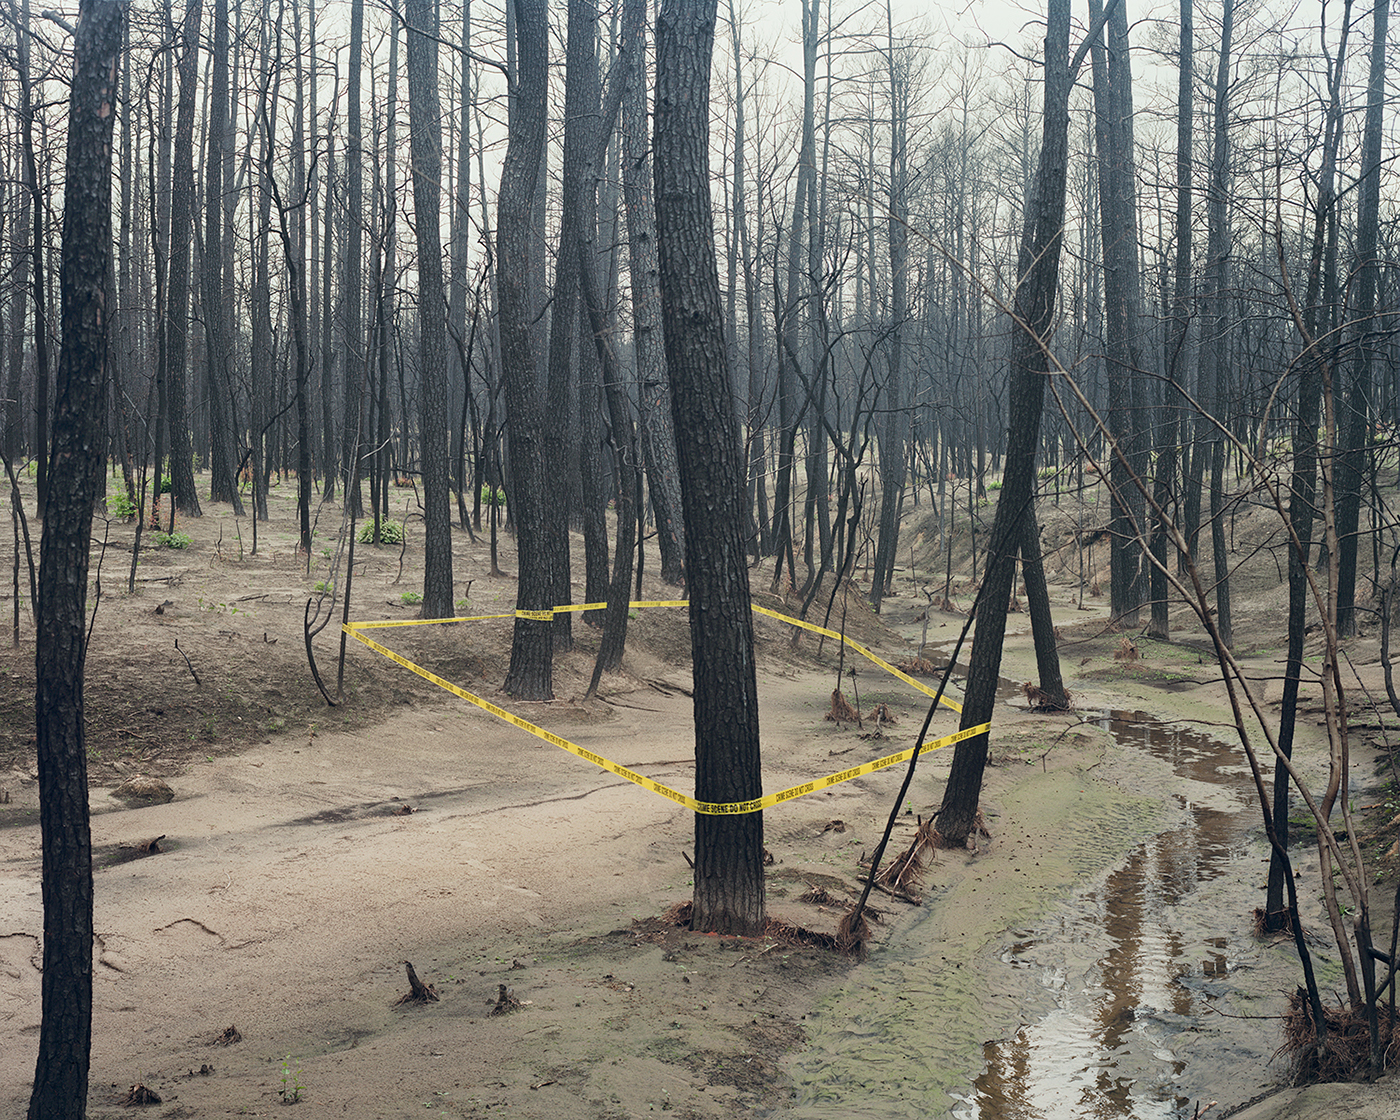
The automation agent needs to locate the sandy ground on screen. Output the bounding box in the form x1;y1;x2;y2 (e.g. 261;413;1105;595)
1;477;1399;1118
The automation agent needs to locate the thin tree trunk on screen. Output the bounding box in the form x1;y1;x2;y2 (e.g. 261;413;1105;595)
1265;0;1359;929
871;0;909;613
1148;0;1192;640
164;0;202;517
202;0;241;512
939;0;1102;846
319;90;338;500
770;0;819;591
1337;0;1386;636
1088;0;1146;626
341;0;366;515
18;0;52;517
1203;0;1234;648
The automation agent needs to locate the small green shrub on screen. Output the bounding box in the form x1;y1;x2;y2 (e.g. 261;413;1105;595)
454;598;472;612
157;473;172;495
314;579;334;594
356;520;405;545
400;591;423;606
107;491;137;520
152;530;191;549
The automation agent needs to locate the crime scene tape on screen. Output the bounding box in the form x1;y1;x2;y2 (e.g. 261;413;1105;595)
342;601;989;815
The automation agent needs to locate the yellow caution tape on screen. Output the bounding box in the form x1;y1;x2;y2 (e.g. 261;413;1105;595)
343;600;985;815
750;604;964;715
347;612;518;629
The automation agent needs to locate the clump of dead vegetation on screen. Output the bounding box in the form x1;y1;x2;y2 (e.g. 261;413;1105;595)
896;657;940;676
1278;987;1399;1083
825;689;860;723
121;1084;161;1107
866;702;897;726
1022;681;1074;711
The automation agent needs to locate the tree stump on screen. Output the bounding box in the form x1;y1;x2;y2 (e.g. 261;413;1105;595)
396;961;439;1004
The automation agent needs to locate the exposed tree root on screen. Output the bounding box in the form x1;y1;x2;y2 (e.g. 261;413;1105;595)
663;900;693;927
929;808;992;851
661;900;854;953
1252;904;1294;937
797;884;884;923
835;909;870;957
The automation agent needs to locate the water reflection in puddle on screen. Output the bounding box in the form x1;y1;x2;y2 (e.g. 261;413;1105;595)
963;713;1264;1120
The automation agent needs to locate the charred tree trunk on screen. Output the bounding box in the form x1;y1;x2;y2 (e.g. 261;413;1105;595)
622;0;685;586
202;0;241;512
163;0;202;517
499;0;554;700
28;4;125;1116
1148;0;1192;640
1336;0;1387;636
938;0;1094;846
406;0;455;618
1088;0;1146;626
655;0;765;935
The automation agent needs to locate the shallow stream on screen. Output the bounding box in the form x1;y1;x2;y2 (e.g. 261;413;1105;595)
960;711;1281;1118
781;700;1306;1119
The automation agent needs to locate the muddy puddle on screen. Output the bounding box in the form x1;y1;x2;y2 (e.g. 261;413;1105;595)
781;702;1302;1119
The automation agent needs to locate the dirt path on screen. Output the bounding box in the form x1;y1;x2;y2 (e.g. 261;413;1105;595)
0;479;956;1118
